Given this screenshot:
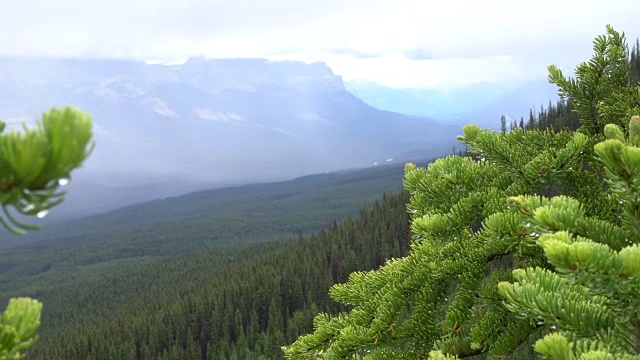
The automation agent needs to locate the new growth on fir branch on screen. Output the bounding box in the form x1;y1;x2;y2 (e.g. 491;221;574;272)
0;298;43;360
0;106;94;360
283;25;640;360
0;106;94;235
498;116;640;359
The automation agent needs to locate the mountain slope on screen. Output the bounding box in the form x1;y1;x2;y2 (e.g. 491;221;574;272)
0;159;421;253
19;192;412;360
0;57;460;220
345;78;559;130
0;160;420;360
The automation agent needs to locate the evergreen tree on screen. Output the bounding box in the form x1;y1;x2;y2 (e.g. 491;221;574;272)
528;108;536;129
528;96;599;134
630;38;640;85
636;38;640;82
283;25;639;360
502;37;640;134
547;27;633;136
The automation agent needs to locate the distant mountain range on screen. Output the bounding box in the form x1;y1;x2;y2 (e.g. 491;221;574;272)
0;57;461;221
345;78;560;130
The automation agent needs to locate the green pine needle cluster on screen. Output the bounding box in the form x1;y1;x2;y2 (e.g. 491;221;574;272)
0;106;94;359
0;298;43;360
283;25;640;360
0;106;94;235
498;118;640;359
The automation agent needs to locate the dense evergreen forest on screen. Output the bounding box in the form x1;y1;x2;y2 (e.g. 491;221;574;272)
0;160;419;359
25;192;410;359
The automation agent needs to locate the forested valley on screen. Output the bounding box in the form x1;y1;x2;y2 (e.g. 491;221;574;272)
24;192;410;359
0;161;415;359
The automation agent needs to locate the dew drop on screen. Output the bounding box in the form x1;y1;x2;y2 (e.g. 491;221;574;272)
23;204;36;212
36;210;49;219
58;178;70;186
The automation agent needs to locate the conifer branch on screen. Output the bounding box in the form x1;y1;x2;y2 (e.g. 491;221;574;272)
284;25;640;360
0;106;94;359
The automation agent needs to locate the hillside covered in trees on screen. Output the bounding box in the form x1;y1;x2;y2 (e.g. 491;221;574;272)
22;192;410;359
0;160;419;359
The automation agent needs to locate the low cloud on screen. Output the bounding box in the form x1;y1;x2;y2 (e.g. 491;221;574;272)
325;54;534;90
1;0;639;89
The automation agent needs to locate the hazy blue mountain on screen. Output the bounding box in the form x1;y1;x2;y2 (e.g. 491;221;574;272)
0;57;460;221
345;78;560;131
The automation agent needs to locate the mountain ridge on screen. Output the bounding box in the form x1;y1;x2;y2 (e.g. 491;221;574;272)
344;77;560;129
0;56;460;221
0;158;418;253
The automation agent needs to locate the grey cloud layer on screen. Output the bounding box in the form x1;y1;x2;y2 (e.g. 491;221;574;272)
2;0;640;88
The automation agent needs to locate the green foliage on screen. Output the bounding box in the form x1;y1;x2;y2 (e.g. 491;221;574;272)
493;28;640;359
548;25;635;136
0;106;94;235
0;107;94;359
498;117;640;359
284;25;639;360
283;126;589;360
509;34;640;135
0;298;42;360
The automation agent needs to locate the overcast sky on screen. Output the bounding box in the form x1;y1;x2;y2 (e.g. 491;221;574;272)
2;0;640;89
